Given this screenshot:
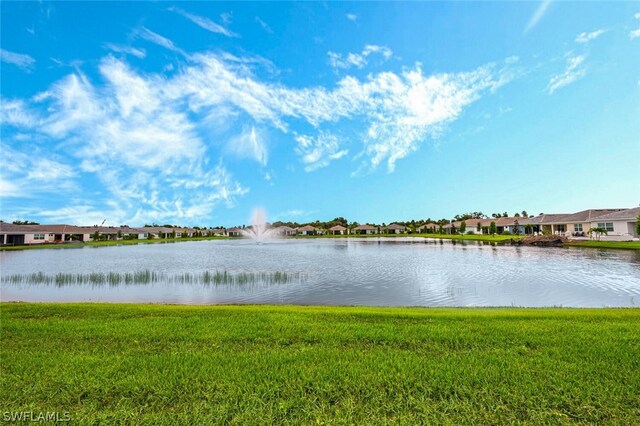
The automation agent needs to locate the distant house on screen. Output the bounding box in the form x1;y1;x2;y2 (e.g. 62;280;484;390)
517;210;625;236
328;225;347;235
135;227;175;239
386;223;405;234
588;207;639;240
418;223;439;233
274;226;296;236
0;223;90;245
353;224;377;235
209;228;226;236
226;227;244;237
297;225;319;236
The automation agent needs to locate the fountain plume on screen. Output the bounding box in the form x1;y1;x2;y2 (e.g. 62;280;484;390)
241;208;277;243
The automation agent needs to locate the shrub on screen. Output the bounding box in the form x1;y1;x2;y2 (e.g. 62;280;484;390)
466;231;474;235
502;230;512;235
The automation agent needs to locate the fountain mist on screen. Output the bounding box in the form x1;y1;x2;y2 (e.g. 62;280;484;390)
241;208;278;243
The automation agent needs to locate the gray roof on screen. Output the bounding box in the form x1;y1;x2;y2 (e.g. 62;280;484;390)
588;207;640;221
521;214;569;225
557;209;625;223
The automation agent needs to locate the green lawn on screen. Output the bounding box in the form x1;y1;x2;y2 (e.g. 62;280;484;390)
1;304;638;424
563;240;640;250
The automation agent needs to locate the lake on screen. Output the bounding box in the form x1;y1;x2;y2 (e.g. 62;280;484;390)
1;238;639;307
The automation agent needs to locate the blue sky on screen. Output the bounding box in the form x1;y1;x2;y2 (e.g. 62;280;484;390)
1;1;639;227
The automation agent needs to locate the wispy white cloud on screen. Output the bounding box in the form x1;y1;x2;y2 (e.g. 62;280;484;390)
295;132;348;171
3;45;515;221
169;6;238;38
546;53;587;94
0;48;35;71
575;29;606;43
3;56;246;223
104;43;146;59
328;45;392;70
220;12;233;25
136;27;185;55
524;0;552;34
167;52;513;171
630;13;640;39
346;13;358;22
227;126;268;165
255;16;273;34
0;99;38;127
0;143;78;198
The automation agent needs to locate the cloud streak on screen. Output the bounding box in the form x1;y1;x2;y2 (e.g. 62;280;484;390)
328;45;393;70
546;53;587;94
575;29;606;43
170;7;238;38
524;0;552;34
0;48;35;71
630;13;640;40
136;27;185;55
104;43;146;59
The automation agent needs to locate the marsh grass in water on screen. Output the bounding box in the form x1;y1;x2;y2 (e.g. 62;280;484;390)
1;270;305;287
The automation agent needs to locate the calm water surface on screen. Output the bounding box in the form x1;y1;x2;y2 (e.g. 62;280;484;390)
1;238;639;307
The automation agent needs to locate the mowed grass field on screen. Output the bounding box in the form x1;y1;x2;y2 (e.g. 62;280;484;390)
1;304;639;424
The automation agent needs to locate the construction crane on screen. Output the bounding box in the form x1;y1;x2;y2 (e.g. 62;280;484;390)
100;219;106;226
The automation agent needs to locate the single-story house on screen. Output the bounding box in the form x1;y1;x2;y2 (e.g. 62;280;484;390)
297;225;319;236
328;225;347;235
273;226;296;236
353;224;377;235
588;207;639;240
386;223;405;234
0;223;91;245
208;228;226;236
226;227;244;237
418;223;440;233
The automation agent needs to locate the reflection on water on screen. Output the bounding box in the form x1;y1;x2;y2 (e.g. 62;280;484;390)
1;238;639;307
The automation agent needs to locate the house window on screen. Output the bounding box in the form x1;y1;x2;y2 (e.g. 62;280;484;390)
34;234;45;240
597;223;614;232
574;224;583;232
556;225;566;232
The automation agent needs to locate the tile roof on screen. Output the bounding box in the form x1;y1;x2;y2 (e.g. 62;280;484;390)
353;224;377;230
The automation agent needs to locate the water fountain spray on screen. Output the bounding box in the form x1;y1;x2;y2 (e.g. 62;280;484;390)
241;208;278;243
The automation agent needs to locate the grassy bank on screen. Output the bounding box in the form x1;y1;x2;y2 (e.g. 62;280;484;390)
296;233;525;242
564;240;640;250
1;304;638;424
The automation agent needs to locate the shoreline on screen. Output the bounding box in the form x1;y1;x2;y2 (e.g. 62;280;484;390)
1;233;638;251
